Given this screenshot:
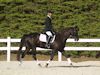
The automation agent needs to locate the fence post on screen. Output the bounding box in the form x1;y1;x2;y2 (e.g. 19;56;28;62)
7;37;11;62
58;51;62;61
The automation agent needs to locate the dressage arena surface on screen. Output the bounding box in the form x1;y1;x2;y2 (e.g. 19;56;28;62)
0;61;100;75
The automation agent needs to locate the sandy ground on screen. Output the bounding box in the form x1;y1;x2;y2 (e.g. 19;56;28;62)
0;61;100;75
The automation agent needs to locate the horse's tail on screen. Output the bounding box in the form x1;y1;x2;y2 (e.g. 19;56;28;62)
17;35;26;61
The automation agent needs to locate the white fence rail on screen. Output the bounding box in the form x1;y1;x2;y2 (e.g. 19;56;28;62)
0;37;100;62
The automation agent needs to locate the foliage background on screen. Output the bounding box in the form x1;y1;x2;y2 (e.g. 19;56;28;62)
0;0;100;57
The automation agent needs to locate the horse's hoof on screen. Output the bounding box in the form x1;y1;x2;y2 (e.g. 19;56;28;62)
19;61;22;66
45;63;49;68
70;63;73;66
38;63;42;67
19;63;22;66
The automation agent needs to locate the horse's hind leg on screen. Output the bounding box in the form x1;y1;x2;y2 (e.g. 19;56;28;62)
17;47;24;65
17;48;22;61
45;50;55;67
21;47;30;59
31;47;42;67
19;47;30;65
31;50;37;60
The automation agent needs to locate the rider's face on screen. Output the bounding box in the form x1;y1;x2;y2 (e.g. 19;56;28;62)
48;13;52;16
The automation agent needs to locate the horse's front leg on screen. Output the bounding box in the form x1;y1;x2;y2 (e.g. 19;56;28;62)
62;51;73;66
45;50;55;67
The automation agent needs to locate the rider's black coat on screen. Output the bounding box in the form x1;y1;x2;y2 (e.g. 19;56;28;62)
44;16;53;32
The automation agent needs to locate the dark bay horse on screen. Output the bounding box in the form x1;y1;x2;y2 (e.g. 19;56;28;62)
17;26;79;67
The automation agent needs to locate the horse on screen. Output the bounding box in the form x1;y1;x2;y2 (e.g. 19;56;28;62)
17;26;79;67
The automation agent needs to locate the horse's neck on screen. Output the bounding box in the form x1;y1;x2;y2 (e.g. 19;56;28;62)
56;32;70;43
63;33;70;43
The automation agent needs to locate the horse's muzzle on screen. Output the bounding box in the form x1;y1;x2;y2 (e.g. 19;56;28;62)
74;37;79;41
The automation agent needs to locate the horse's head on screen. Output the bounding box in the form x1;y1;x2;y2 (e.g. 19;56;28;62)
70;26;79;41
58;26;79;41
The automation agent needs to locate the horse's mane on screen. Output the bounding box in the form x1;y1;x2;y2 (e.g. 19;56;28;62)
58;27;73;33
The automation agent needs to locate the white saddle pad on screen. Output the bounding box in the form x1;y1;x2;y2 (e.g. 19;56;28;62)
39;34;55;43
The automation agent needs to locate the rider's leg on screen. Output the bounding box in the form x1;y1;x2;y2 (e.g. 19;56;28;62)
45;31;53;48
46;35;51;48
47;36;51;45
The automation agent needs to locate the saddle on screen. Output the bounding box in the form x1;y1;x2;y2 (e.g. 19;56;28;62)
39;33;55;43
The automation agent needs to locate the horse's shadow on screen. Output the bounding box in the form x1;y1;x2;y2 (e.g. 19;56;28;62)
48;65;100;68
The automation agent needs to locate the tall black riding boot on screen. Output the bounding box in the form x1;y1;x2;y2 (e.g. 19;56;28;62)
46;36;51;48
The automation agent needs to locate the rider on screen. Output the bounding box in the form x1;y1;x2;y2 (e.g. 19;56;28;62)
44;10;54;48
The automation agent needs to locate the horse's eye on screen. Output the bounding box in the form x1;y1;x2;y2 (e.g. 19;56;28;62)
74;30;76;33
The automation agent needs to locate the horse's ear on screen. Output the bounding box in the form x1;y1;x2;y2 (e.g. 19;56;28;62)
74;26;79;31
74;26;78;28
